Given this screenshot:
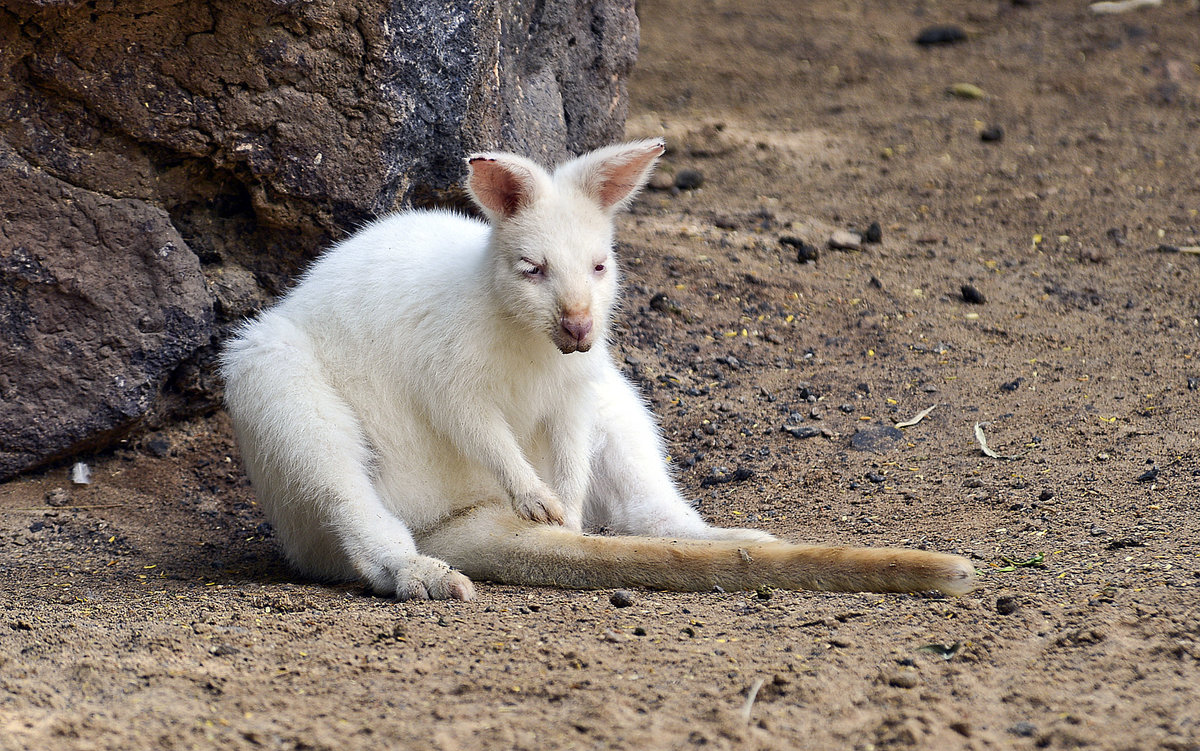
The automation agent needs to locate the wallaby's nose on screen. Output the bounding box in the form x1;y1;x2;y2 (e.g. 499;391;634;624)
560;312;593;343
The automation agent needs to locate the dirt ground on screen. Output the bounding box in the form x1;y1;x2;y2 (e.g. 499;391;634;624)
3;1;1199;749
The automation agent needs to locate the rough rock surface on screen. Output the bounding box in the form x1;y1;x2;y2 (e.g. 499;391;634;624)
0;142;214;479
0;0;637;479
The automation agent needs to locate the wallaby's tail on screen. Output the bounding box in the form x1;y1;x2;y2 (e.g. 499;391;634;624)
416;506;977;596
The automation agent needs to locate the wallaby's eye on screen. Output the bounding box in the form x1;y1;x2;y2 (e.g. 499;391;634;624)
593;263;607;274
519;257;546;280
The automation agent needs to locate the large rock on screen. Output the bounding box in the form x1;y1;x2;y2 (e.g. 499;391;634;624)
0;142;214;478
0;0;638;479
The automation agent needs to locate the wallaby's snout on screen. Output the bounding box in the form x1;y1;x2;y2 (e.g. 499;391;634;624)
557;309;594;353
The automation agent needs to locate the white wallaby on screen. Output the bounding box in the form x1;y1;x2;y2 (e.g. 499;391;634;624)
220;139;976;601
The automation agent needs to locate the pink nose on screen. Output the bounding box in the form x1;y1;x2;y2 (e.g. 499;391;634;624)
560;313;593;342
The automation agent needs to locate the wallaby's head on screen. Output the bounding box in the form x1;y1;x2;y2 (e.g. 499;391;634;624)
466;139;665;354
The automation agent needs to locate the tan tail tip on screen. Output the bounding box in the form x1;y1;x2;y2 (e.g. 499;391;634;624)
938;556;979;596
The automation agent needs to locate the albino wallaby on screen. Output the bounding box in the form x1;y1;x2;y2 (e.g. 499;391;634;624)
220;139;976;601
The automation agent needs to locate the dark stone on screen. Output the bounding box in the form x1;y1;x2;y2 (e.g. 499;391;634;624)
146;435;172;458
850;426;904;452
700;467;755;487
961;284;987;304
863;221;883;244
1008;722;1037;738
915;25;967;46
610;590;635;608
979;125;1004;142
781;425;820;439
1000;378;1024;392
674;168;705;190
780;236;819;263
1136;467;1159;483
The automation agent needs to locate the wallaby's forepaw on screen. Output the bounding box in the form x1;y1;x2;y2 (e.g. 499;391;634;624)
366;555;476;601
512;487;566;526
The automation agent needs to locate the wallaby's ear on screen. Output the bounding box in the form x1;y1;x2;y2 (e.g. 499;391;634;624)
559;138;667;213
466;153;547;222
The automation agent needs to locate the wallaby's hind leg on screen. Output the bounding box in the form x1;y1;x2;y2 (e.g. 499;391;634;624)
418;506;977;595
584;370;773;542
221;315;474;601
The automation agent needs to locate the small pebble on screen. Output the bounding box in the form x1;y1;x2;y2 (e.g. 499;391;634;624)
1188;377;1199;390
866;471;886;484
674;169;704;191
864;221;882;244
828;230;862;251
961;284;986;304
70;462;91;485
146;435;171;458
699;467;754;487
850;426;904;453
883;668;921;689
610;590;635;608
1136;467;1159;483
780;236;820;263
1008;722;1037;738
648;292;679;314
781;424;821;439
1038;489;1055;502
1000;377;1023;392
947;82;986;100
980;125;1004;142
45;488;70;507
915;25;967;46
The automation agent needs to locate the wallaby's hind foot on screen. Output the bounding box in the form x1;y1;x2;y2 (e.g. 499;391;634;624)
362;554;476;602
418;507;977;597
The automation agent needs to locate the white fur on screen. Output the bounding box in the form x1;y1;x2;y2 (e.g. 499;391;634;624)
220;140;771;600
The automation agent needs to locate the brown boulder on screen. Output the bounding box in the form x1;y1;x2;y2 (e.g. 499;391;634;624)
0;143;214;478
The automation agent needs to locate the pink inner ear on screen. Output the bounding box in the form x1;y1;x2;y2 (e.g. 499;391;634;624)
469;158;528;219
595;145;664;209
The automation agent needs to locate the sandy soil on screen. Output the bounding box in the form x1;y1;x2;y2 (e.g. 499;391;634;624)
3;1;1199;749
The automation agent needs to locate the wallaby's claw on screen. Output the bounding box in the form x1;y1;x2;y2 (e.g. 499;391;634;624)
513;487;567;526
